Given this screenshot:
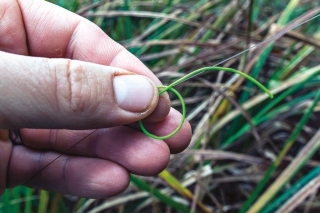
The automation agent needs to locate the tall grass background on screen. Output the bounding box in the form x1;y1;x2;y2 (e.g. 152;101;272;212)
1;0;320;212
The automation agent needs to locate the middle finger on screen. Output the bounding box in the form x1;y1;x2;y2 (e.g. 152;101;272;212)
20;127;170;176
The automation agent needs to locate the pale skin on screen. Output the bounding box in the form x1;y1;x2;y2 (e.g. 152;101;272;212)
0;0;191;198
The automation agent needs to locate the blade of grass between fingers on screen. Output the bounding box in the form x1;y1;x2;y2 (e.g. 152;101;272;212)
243;90;320;213
159;170;211;213
130;175;192;213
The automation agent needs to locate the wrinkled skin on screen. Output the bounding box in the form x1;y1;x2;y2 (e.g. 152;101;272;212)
0;0;191;198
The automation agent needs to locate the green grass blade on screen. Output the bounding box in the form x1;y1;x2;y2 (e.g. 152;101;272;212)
130;175;191;213
239;0;300;103
124;0;132;40
218;66;320;148
24;188;32;213
252;128;320;213
261;166;320;213
37;190;49;213
193;0;238;54
242;90;320;213
275;45;315;80
2;190;11;213
159;170;211;213
221;81;319;148
12;188;20;213
134;1;219;56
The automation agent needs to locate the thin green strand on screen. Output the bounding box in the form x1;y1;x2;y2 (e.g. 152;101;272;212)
139;86;186;140
140;66;273;140
161;66;273;98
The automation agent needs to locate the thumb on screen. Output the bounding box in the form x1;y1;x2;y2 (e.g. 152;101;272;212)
0;51;159;129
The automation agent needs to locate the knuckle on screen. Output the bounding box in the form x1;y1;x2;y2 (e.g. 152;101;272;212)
53;59;94;115
66;61;89;113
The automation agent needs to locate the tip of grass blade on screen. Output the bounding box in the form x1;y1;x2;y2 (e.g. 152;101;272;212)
268;92;274;99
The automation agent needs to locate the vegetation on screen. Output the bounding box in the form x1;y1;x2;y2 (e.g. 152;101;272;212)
1;0;320;212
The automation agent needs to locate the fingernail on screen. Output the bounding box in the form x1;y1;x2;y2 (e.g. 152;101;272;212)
113;75;156;112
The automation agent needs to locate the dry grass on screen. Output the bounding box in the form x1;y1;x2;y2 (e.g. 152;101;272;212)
2;0;320;212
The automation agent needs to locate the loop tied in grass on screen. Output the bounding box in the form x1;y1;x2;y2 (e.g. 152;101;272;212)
139;86;186;140
139;66;273;140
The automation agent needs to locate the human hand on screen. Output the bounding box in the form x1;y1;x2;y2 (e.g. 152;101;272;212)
0;0;191;198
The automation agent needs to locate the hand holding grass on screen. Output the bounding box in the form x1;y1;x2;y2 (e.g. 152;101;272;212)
0;0;191;198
